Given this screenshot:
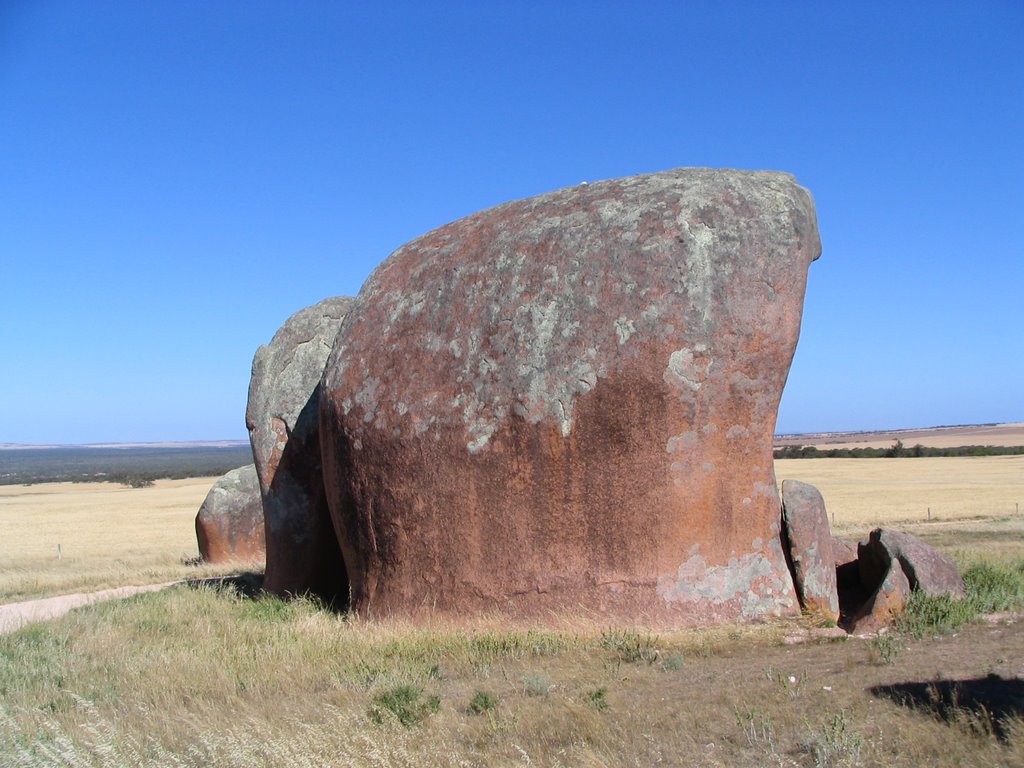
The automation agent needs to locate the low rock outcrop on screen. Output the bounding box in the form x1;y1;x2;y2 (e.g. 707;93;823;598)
781;479;839;622
246;296;353;598
775;480;967;634
319;168;821;623
846;528;966;634
861;528;966;598
195;464;265;564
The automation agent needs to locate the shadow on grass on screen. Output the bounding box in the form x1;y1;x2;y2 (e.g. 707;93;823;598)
870;674;1024;741
184;572;350;613
185;572;265;599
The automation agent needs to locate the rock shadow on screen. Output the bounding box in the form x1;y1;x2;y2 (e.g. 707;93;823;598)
870;675;1024;741
263;389;351;609
185;572;351;613
836;560;872;627
186;572;265;599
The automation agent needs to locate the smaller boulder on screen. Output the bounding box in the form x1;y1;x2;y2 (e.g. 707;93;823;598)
781;480;839;622
247;296;353;599
195;464;265;564
868;528;966;598
846;528;965;634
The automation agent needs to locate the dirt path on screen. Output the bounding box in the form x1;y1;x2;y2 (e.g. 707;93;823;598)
0;582;181;635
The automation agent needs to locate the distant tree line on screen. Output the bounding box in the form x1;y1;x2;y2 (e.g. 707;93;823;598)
774;440;1024;460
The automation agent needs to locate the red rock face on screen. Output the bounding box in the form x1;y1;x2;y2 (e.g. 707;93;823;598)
320;168;821;624
195;465;265;564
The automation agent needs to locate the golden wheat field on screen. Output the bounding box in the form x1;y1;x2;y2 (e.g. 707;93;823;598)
774;456;1024;528
0;477;245;602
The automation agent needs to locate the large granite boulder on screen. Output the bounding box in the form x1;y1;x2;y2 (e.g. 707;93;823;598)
320;168;821;623
246;296;353;598
195;464;265;564
781;480;839;622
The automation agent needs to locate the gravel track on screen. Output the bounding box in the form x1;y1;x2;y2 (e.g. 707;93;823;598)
0;582;181;635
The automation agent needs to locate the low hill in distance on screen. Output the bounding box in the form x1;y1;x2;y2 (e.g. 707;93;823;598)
774;422;1024;450
0;442;252;486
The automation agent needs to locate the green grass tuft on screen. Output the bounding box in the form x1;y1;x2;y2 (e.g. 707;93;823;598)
468;690;498;715
368;684;440;727
963;559;1024;613
599;628;660;664
585;686;609;711
896;592;977;638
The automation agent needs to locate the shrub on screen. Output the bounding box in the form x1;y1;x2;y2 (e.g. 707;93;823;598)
368;684;440;726
895;592;977;638
468;690;498;715
521;672;553;697
660;653;685;672
963;560;1024;613
872;633;901;665
586;687;609;711
800;710;863;768
600;628;660;664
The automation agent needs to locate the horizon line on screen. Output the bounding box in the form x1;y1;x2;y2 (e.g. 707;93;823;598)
4;421;1022;450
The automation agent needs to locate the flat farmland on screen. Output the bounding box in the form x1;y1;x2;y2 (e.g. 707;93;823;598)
774;455;1024;525
774;421;1024;450
0;477;251;601
775;455;1024;560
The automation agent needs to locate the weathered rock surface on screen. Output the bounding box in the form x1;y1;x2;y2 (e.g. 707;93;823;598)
247;296;353;598
831;537;858;568
863;528;967;598
195;464;265;563
781;480;839;621
846;528;965;634
320;168;821;623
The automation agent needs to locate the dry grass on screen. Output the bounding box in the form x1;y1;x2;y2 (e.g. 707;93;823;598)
1;586;1021;767
0;478;256;602
2;458;1024;765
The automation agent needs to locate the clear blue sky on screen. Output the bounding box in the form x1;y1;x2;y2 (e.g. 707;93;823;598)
2;2;1021;444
